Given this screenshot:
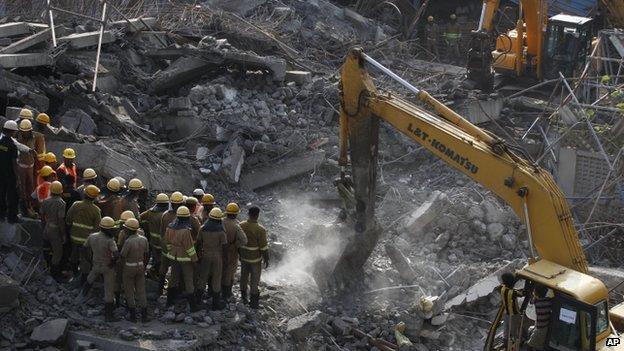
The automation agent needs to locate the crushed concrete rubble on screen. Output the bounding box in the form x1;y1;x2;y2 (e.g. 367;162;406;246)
0;0;622;350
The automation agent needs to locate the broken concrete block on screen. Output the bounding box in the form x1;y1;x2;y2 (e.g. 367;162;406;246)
457;98;503;124
168;96;192;112
222;141;245;183
385;242;417;282
30;319;68;345
94;75;118;94
224;51;286;81
203;0;267;16
0;22;31;38
486;223;506;241
285;70;312;85
240;150;326;190
0;275;20;312
215;85;237;102
0;53;51;68
0;27;58;54
467;204;484;220
286;310;327;341
150;56;212;94
331;317;351;335
0;70;49;111
60;109;97;135
501;233;516;250
402;191;448;237
430;313;449;326
109;17;156;33
482;199;505;223
0;221;19;246
58;31;115;49
5;106;22;119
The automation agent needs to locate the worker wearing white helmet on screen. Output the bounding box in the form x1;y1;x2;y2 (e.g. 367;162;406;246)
0;120;20;223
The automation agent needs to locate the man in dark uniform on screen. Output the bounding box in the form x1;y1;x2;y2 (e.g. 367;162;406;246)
0;120;20;223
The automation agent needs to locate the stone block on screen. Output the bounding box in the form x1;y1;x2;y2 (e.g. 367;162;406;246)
0;275;20;312
286;310;327;341
285;71;312;85
168;96;191;111
30;319;69;345
60;109;97;135
0;53;51;68
58;31;115;49
240;150;325;190
402;191;448;237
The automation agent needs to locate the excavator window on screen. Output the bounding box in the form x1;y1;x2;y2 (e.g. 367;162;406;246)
544;18;592;79
548;295;598;351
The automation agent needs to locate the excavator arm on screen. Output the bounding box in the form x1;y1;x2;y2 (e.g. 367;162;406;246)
338;48;587;274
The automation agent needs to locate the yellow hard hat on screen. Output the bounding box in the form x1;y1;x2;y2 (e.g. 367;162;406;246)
120;210;135;222
428;15;434;22
50;181;63;195
19;119;32;132
450;13;457;20
106;178;120;192
40;165;55;178
170;191;184;204
186;197;198;205
63;148;76;159
124;218;140;230
128;178;144;190
100;216;116;229
84;185;100;199
155;193;169;204
44;152;57;164
201;194;215;205
225;202;240;215
19;108;33;119
36;113;50;124
83;168;97;180
209;207;223;220
176;206;190;217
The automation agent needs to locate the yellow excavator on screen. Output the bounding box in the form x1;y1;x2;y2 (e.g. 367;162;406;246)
337;48;624;350
466;0;594;90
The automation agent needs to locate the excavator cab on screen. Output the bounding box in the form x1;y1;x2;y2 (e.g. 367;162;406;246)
543;14;593;79
484;260;620;351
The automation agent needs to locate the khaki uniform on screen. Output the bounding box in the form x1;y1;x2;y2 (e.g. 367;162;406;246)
120;233;149;308
424;22;440;57
445;21;461;61
222;217;247;287
66;199;102;274
40;195;66;265
16;134;38;207
239;220;268;295
159;210;200;277
113;195;140;220
197;221;227;294
96;194;121;219
164;226;197;294
32;131;46;183
84;232;118;303
140;208;165;263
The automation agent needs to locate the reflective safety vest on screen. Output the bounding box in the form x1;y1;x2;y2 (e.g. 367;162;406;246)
500;286;521;315
164;227;197;262
140;209;165;250
239;220;268;264
57;163;77;188
66;200;101;244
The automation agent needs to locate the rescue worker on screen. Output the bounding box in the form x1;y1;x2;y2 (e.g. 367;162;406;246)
18;108;33;123
196;207;227;310
33;166;56;204
116;210;138;306
38;153;58;185
66;185;102;285
527;285;552;350
61;175;81;213
222;202;248;301
445;14;461;63
0;120;19;223
200;194;216;222
139;193;168;277
39;181;66;281
97;178;122;219
57;148;78;189
113;178;143;219
82;216;119;322
120;217;149;322
186;196;199;219
192;189;204;217
158;191;184;295
164;206;198;311
77;168;98;199
17;119;43;217
424;16;440;58
239;206;269;308
32;113;48;182
500;272;525;345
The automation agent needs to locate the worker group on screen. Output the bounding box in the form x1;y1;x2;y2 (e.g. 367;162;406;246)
0;109;269;323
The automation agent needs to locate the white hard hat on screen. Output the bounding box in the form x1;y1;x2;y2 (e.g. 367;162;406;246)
3;120;18;131
192;188;205;196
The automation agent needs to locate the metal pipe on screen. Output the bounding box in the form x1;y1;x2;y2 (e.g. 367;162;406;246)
361;53;421;95
46;0;57;47
523;199;536;258
92;2;108;92
477;3;487;31
49;6;103;22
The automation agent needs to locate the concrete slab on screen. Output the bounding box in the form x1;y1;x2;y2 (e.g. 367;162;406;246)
109;17;156;33
0;22;30;38
0;27;57;54
285;70;312;85
0;275;20;312
240;150;326;190
0;69;50;110
0;53;52;68
150;56;212;94
68;329;199;351
58;31;115;49
456;98;503;124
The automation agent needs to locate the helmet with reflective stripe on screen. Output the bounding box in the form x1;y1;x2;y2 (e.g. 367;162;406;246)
120;210;135;222
84;185;100;199
106;178;120;192
170;191;184;204
83;168;97;180
124;218;140;230
176;206;190;217
36;113;50;124
201;194;215;205
63;148;76;159
19;119;32;132
128;178;144;190
100;216;116;229
19;108;33;119
209;207;223;220
40;165;55;178
155;193;169;204
225;202;240;215
50;181;63;195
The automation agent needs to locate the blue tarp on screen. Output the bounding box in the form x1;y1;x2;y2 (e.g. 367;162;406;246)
509;0;597;17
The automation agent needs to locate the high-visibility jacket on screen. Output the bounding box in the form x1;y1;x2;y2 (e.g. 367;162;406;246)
139;209;165;250
57;163;77;188
500;286;523;315
33;181;51;203
223;217;247;260
66;199;102;244
164;227;197;262
239;220;268;264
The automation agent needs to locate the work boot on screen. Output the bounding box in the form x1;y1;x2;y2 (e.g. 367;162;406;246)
221;285;230;301
240;289;248;304
187;294;199;312
128;308;137;323
50;265;63;282
71;273;83;289
212;291;225;311
141;308;150;323
115;292;122;308
78;282;92;301
250;293;260;309
105;303;119;322
157;277;166;296
194;289;205;306
166;287;178;307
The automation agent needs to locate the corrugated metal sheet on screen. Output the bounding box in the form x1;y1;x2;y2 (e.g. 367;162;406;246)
509;0;597;17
